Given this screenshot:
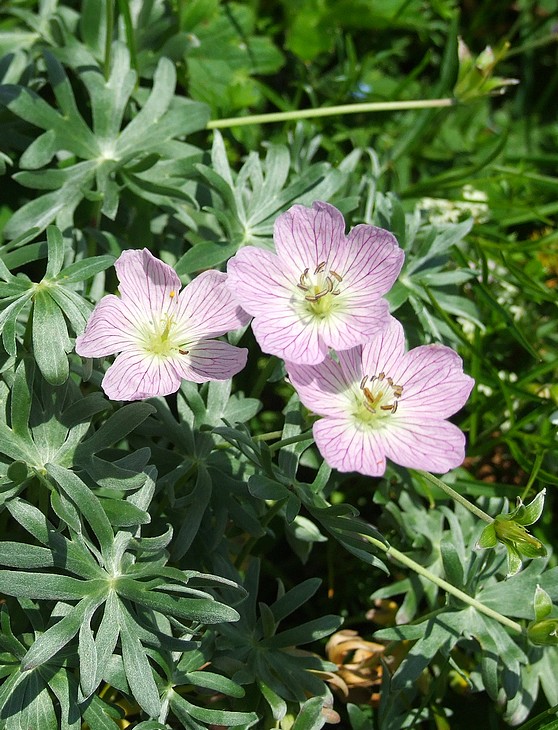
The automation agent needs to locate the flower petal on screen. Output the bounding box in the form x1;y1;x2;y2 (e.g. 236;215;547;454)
319;299;390;353
75;295;136;357
286;349;362;417
383;418;467;473
336;224;404;298
252;308;327;364
274;202;346;275
313;417;388;476
115;248;181;317
396;346;475;418
361;317;406;377
174;340;248;383
174;270;250;341
102;350;181;401
226;246;294;314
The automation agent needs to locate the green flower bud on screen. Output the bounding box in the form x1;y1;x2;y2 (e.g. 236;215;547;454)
527;619;558;646
454;38;519;102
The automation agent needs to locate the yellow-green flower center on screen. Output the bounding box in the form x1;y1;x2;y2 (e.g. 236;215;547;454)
144;315;177;356
354;373;403;425
297;261;343;319
138;292;189;358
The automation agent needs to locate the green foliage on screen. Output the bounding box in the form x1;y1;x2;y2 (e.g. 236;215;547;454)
1;0;558;728
0;45;208;238
478;491;548;577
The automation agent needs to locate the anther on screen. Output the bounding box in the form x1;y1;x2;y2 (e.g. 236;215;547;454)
179;349;189;355
305;288;329;302
325;276;334;293
378;372;385;381
299;271;309;287
314;261;326;274
297;283;309;291
381;404;394;411
360;375;368;389
330;270;342;282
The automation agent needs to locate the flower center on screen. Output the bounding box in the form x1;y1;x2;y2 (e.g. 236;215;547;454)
144;314;177;356
297;261;343;318
354;373;403;425
139;292;189;358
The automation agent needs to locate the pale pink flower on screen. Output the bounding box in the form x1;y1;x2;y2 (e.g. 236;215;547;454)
286;318;474;476
76;249;249;401
226;201;404;365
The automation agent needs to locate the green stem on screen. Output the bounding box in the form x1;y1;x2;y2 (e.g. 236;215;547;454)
516;702;558;730
104;0;115;80
363;534;523;635
206;98;455;129
250;356;279;400
268;430;314;453
234;499;287;568
414;470;493;524
254;431;283;442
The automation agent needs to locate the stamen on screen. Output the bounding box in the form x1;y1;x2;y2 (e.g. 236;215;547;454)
330;270;342;282
358;372;403;420
179;349;189;355
305;288;330;302
325;276;334;293
297;283;309;291
314;261;326;274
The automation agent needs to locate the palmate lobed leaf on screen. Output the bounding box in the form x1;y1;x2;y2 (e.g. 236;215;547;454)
1;44;209;238
115;577;239;624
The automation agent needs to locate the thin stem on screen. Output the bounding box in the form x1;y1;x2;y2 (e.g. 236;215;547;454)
268;430;314;453
206;98;455;129
515;702;558;730
234;499;287;568
363;534;523;635
250;356;279;400
414;470;493;524
254;431;283;442
104;0;114;80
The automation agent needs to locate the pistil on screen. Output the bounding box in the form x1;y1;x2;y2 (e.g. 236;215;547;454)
357;373;404;420
297;261;344;315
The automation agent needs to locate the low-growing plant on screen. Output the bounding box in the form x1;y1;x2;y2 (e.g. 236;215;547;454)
1;1;557;729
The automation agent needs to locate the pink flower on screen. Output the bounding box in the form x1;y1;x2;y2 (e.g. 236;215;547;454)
286;318;474;476
226;201;404;365
75;249;249;401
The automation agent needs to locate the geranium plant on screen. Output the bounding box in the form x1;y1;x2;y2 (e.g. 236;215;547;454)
1;2;557;729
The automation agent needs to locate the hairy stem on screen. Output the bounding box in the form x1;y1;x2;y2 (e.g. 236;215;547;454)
269;430;314;453
364;534;523;634
207;98;455;129
414;470;494;524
